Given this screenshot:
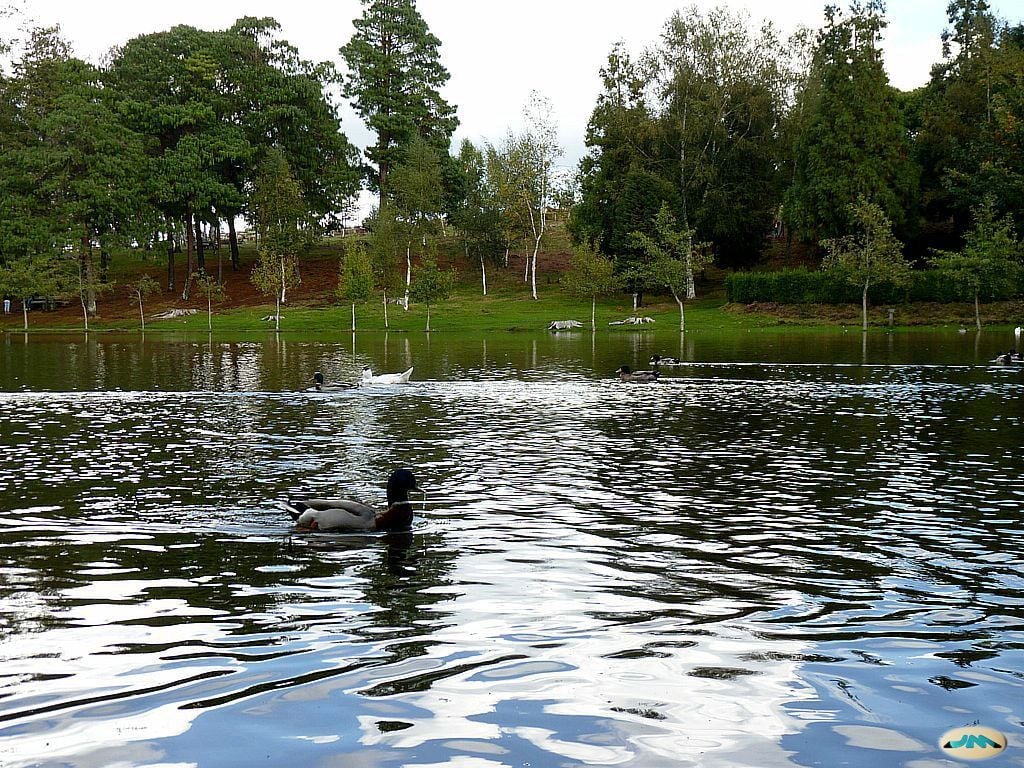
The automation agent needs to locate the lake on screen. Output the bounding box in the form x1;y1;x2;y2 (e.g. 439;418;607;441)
1;328;1022;767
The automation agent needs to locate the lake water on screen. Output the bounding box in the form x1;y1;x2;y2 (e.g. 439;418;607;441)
1;329;1022;767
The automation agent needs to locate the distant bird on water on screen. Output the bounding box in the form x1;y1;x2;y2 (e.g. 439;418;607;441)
649;355;682;366
616;365;659;383
281;469;421;532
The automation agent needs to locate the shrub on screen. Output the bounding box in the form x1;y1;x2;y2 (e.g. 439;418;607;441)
726;268;1021;305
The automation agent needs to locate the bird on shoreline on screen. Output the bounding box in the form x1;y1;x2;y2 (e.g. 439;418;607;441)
280;469;421;532
616;365;659;383
361;366;414;385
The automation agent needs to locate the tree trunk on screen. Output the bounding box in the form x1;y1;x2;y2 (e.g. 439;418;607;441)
404;241;412;310
591;295;596;332
78;265;89;333
632;293;639;311
279;256;290;304
22;299;28;331
862;281;869;332
138;295;145;331
684;232;695;300
228;217;240;271
479;251;487;296
426;303;431;332
195;217;205;272
275;294;281;333
351;302;356;332
671;286;685;333
378;157;389;210
165;215;176;292
80;234;96;317
213;217;222;284
100;249;110;283
974;292;981;331
183;212;194;300
208;294;212;332
383;289;389;329
530;244;539;300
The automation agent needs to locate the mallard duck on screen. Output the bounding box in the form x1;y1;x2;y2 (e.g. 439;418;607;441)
361;366;414;385
616;365;659;383
993;351;1024;365
649;355;682;366
281;469;421;532
312;371;356;392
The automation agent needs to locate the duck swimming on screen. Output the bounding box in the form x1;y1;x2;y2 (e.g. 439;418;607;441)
616;365;659;383
312;371;356;392
649;355;682;366
281;468;421;532
361;366;414;385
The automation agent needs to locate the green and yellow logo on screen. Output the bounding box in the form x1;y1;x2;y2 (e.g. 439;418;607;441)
939;726;1007;761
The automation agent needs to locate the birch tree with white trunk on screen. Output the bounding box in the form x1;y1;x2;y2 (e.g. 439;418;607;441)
389;135;443;309
498;92;562;300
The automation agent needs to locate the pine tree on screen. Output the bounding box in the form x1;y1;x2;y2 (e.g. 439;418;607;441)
340;0;458;204
785;3;918;243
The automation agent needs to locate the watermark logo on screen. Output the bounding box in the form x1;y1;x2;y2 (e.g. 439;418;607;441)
939;726;1007;761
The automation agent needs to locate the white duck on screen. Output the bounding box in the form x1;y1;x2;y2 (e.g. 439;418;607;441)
361;366;414;385
280;469;420;532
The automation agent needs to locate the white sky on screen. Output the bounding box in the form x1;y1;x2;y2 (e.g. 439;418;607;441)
8;1;1023;183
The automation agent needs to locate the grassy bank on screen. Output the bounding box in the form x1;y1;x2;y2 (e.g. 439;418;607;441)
2;225;1021;333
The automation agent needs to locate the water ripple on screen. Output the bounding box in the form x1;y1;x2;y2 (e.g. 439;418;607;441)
0;347;1021;767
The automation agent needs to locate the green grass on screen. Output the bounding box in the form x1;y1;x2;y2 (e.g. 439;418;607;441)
4;220;1021;334
107;288;762;334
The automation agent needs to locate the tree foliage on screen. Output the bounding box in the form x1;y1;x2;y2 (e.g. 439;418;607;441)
340;0;457;200
931;198;1022;328
822;197;911;330
785;3;918;243
337;237;374;330
914;0;1024;243
572;44;677;279
562;244;620;330
659;6;789;267
408;257;455;331
630;204;712;331
127;274;160;331
450;139;504;295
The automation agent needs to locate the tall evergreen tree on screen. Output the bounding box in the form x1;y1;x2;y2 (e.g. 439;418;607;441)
3;28;147;318
915;1;1024;241
785;2;918;244
110;25;250;293
572;43;677;296
340;0;458;205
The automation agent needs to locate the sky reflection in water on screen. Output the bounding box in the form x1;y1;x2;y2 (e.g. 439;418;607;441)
0;331;1022;767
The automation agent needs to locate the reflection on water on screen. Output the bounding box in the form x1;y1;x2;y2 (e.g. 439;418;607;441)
0;331;1022;767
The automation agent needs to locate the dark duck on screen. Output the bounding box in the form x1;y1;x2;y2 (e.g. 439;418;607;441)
616;365;659;383
312;371;356;392
281;469;421;532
